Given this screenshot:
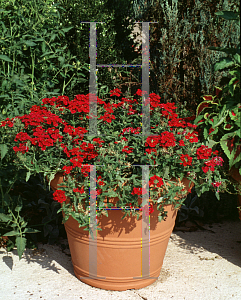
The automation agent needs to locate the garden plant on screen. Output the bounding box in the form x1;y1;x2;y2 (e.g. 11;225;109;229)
194;10;240;195
0;1;240;261
0;88;229;239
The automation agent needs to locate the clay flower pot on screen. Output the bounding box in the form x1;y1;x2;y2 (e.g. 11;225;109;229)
50;173;193;291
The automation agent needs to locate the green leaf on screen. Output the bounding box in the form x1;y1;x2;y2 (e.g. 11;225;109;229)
229;70;240;79
24;40;37;47
220;132;236;160
0;144;8;160
3;230;19;237
26;171;31;182
233;53;240;65
207;46;238;56
214;58;235;71
215;11;240;21
205;139;219;148
16;236;26;259
213;112;228;128
0;54;13;62
6;238;14;252
23;228;41;234
15;205;22;212
62;27;73;32
0;213;11;222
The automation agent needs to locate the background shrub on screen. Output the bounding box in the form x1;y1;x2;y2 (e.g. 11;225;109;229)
0;0;89;120
132;0;240;113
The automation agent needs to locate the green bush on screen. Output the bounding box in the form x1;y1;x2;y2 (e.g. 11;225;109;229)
57;0;141;97
133;0;240;113
0;0;88;120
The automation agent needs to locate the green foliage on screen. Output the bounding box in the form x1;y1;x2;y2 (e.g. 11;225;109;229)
0;188;40;259
194;10;240;177
132;0;240;113
0;0;88;120
56;0;141;96
0;89;229;234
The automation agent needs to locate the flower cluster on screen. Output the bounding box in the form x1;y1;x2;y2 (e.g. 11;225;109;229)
0;88;227;231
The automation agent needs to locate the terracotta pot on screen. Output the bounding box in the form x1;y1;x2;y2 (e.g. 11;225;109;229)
50;173;193;291
229;166;241;220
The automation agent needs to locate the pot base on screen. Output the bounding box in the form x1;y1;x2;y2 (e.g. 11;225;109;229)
64;205;177;291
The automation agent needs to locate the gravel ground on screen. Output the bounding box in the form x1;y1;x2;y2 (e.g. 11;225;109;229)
1;220;241;300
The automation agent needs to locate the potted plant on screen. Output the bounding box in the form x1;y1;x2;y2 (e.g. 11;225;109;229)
0;88;227;290
194;10;241;218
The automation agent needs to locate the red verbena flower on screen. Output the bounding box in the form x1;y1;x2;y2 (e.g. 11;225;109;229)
13;143;29;154
180;154;193;166
110;88;121;97
73;187;85;194
53;190;66;203
149;175;164;187
131;187;147;195
196;145;212;160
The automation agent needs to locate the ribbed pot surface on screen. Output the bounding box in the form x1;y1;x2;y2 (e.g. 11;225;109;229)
64;204;177;290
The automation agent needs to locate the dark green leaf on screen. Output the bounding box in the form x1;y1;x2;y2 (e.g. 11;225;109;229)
233;53;240;64
25;40;37;47
207;47;238;56
0;55;13;62
0;144;8;160
215;11;240;21
0;213;11;222
62;27;73;32
15;205;22;212
23;228;41;234
3;230;19;237
214;58;235;71
16;236;26;259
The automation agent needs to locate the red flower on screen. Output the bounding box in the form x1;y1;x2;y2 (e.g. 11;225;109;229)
211;181;222;188
149;175;164;187
135;89;147;96
196;145;212;160
146;148;157;154
145;135;160;147
202;156;224;173
53;190;66;203
122;146;134;154
131;187;147;195
62;165;73;175
179;140;185;146
73;187;85;193
14;132;31;142
99;112;115;123
159;131;176;148
184;132;199;143
13;143;29;154
0;118;14;127
180;154;192;166
110;88;121;97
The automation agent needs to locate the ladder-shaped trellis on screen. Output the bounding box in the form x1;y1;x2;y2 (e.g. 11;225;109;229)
82;21;158;280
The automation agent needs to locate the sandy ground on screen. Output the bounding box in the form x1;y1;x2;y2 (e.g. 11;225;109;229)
0;220;241;300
